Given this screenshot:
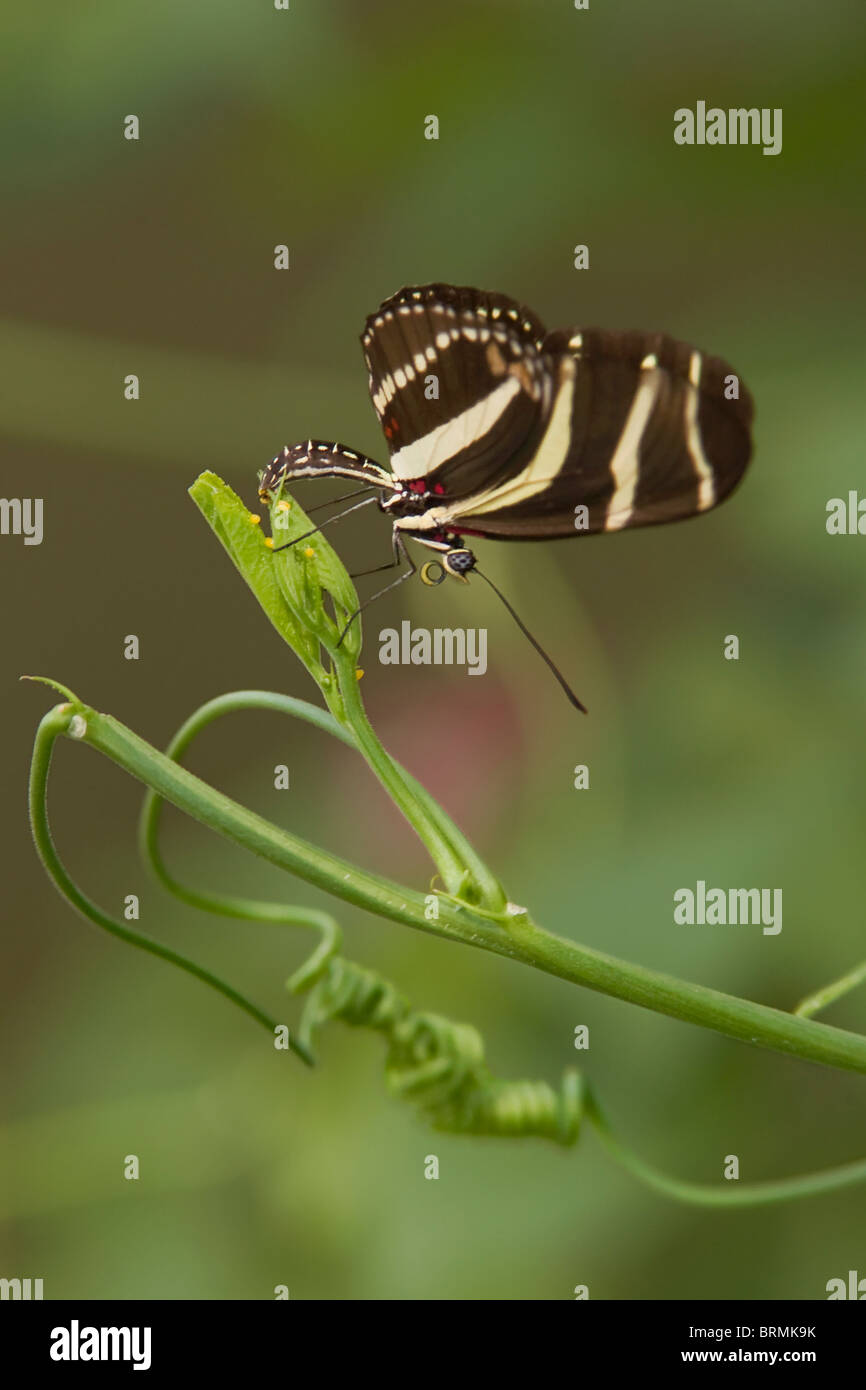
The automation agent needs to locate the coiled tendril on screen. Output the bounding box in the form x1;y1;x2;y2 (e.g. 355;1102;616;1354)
289;953;583;1145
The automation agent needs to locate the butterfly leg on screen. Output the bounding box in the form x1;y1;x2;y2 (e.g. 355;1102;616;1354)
305;486;379;514
349;552;403;580
349;525;409;581
271;495;378;554
336;532;417;646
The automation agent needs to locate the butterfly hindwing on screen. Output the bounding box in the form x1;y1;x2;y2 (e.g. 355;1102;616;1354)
445;327;753;538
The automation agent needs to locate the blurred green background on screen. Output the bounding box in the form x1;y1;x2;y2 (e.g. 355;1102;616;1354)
2;0;865;1300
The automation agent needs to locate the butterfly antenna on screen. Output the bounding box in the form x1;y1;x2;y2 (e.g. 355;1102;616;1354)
270;494;378;553
474;568;588;714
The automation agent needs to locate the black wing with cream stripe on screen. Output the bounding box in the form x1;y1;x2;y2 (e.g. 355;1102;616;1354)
361;284;752;540
263;285;752;550
442;327;753;539
361;283;551;500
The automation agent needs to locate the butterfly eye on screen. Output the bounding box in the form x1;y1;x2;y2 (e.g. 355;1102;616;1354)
443;548;475;576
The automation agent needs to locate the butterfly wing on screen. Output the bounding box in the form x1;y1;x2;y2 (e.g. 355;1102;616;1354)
445;327;753;538
362;283;552;499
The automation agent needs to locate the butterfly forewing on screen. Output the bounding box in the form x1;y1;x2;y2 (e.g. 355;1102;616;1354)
361;283;550;498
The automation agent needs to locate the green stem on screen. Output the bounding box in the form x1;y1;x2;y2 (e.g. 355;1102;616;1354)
332;658;506;911
328;662;471;900
28;704;314;1066
141;691;352;919
141;688;500;916
38;694;866;1077
506;916;866;1074
89;700;501;951
585;1087;866;1206
795;962;866;1019
138;687;491;992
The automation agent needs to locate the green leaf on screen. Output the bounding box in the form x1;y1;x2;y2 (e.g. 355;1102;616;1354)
263;479;363;667
189;471;324;682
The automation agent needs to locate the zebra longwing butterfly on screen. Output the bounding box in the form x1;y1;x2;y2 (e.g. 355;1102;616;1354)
260;283;754;710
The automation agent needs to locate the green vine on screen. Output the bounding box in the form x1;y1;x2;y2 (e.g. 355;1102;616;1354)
23;472;866;1208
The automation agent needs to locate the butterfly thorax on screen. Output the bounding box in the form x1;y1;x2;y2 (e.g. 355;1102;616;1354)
380;480;447;517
